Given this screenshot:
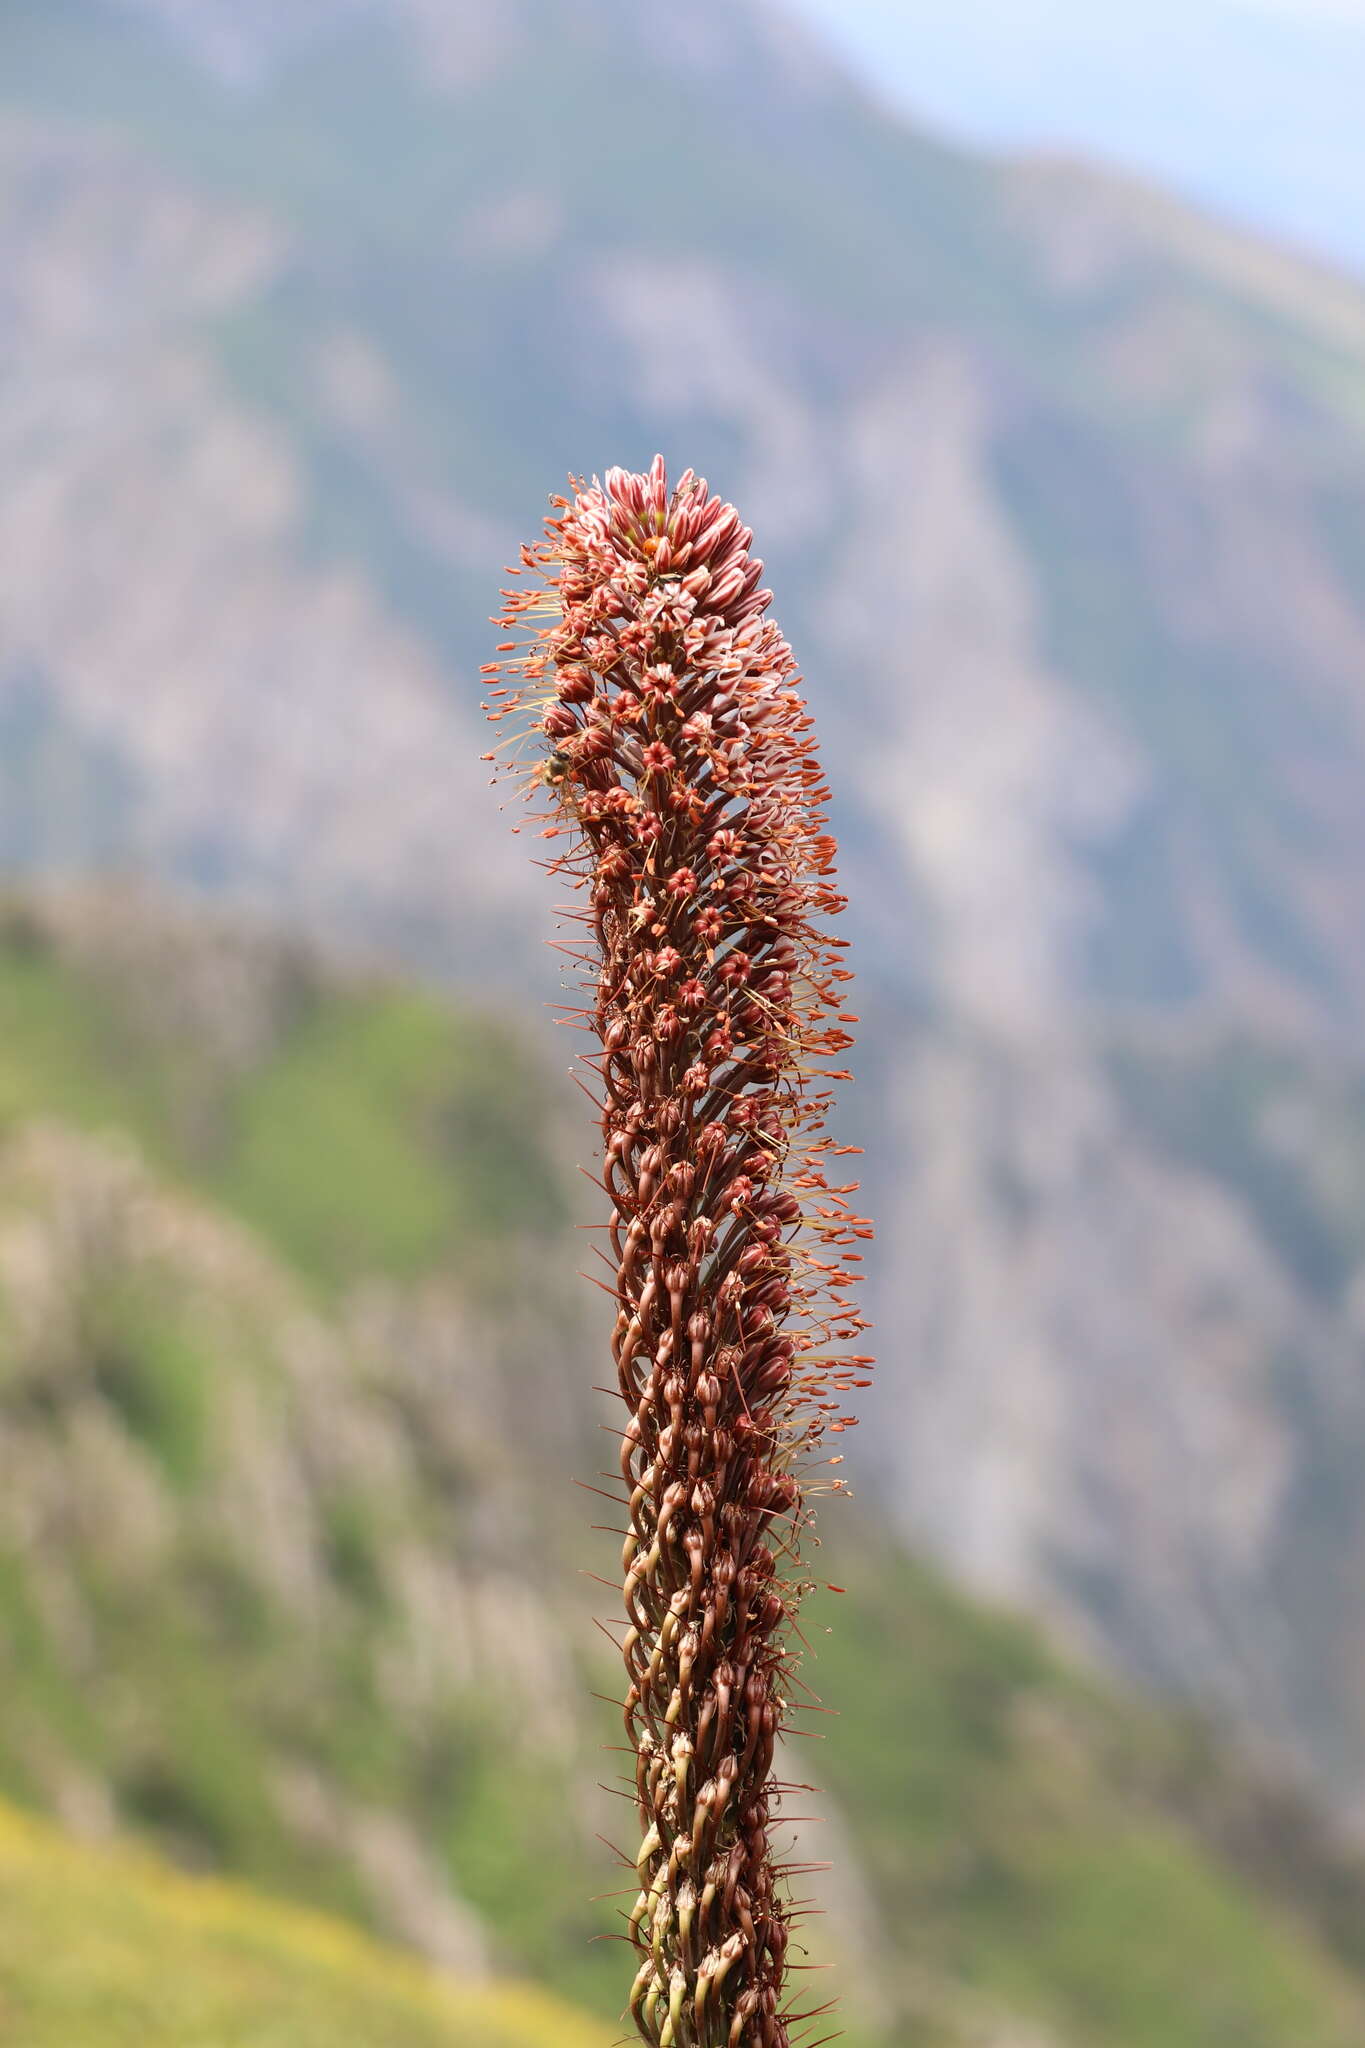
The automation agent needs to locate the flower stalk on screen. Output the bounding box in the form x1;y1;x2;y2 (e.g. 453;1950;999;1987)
485;458;870;2048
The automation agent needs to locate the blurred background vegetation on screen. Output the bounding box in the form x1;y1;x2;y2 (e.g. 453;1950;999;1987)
2;4;1365;2044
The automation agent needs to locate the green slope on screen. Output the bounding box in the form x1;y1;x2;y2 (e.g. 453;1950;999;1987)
815;1543;1365;2046
0;1796;610;2048
3;895;1365;2046
0;893;563;1294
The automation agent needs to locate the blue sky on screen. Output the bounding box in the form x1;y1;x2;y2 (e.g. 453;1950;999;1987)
783;0;1365;276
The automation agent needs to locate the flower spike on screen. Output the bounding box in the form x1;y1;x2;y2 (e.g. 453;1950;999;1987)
487;459;872;2048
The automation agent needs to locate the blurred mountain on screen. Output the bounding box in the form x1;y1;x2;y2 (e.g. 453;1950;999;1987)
783;0;1365;278
9;888;1365;2047
3;0;1365;1816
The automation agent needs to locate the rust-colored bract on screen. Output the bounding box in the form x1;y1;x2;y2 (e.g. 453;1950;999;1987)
484;457;871;2048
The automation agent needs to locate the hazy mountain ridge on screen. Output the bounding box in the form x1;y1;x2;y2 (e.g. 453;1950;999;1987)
782;0;1365;279
8;0;1361;1029
0;106;537;976
4;0;1365;1821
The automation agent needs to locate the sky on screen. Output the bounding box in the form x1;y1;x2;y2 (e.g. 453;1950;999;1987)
784;0;1365;276
1243;0;1365;13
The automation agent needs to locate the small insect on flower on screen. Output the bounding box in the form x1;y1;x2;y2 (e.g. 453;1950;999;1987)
485;456;871;2048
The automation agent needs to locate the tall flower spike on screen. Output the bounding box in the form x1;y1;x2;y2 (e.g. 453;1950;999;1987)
485;457;872;2048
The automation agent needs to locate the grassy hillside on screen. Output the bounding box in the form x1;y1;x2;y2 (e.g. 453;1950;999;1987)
4;892;1365;2045
0;889;618;2012
0;1796;610;2048
0;893;563;1295
818;1542;1365;2046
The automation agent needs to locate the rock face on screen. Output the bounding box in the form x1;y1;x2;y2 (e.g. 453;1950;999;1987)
3;0;1365;1813
874;1023;1365;1813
